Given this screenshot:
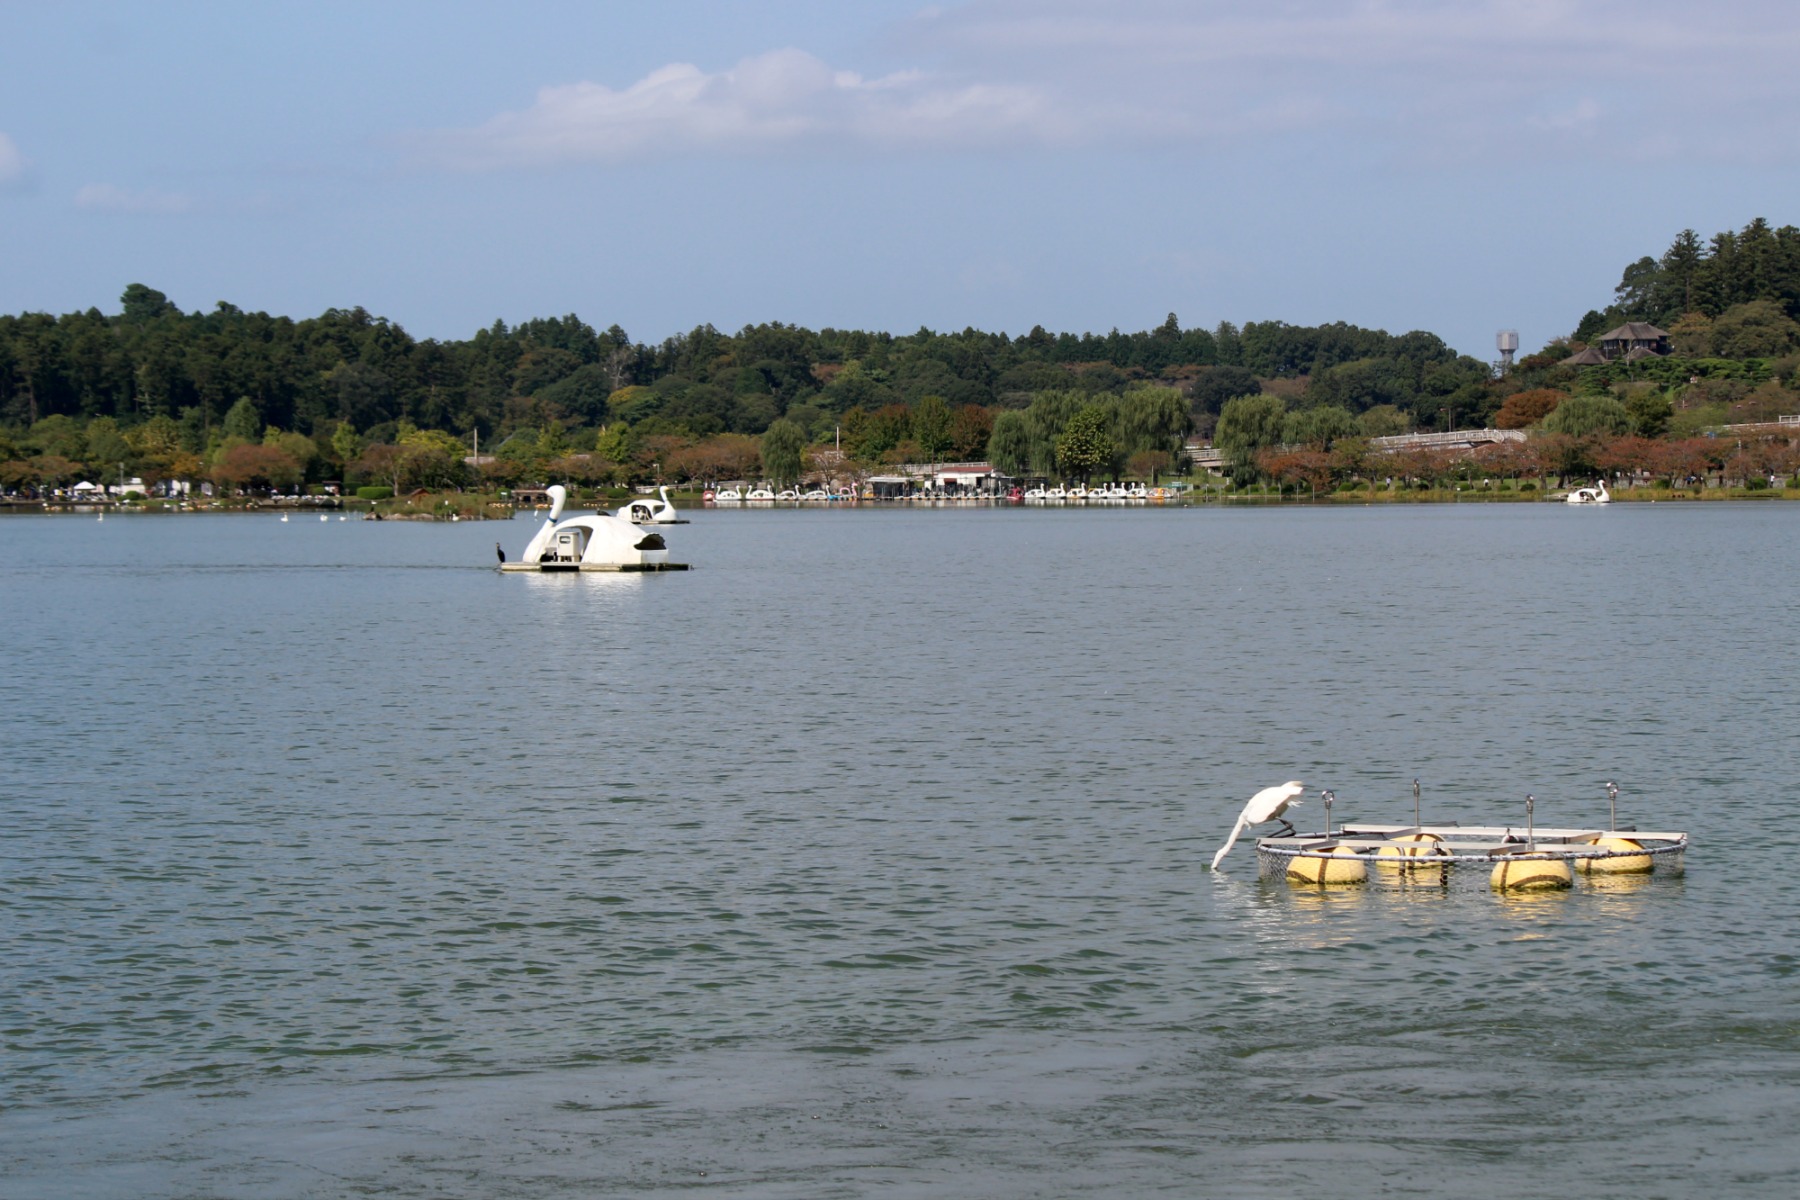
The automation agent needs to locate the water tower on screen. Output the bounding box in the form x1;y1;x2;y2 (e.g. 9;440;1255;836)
1496;329;1519;373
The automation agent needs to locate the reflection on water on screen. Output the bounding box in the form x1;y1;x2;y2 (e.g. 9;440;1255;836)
2;506;1798;1198
1583;871;1674;899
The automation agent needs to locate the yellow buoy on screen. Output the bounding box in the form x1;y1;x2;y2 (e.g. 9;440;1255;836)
1577;836;1654;875
1490;855;1573;892
1376;832;1450;874
1286;846;1368;886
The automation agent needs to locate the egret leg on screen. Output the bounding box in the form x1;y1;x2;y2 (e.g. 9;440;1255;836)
1275;818;1296;837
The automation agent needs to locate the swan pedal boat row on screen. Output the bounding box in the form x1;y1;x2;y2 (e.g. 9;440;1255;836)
709;487;855;501
1023;483;1171;500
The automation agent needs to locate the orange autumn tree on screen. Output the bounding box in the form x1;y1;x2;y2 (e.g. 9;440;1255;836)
213;443;302;494
1594;436;1660;482
1494;389;1567;430
1257;448;1334;493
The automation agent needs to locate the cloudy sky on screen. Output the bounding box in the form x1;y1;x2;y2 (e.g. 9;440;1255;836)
3;1;1796;360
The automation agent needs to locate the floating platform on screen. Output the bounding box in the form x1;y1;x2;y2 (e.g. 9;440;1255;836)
1256;822;1687;889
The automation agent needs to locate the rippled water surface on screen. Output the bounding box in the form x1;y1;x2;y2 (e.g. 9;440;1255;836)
3;504;1798;1198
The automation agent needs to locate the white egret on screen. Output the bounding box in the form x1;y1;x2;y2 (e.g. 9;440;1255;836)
1210;781;1306;870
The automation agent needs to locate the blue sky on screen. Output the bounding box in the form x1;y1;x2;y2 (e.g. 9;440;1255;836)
3;1;1797;361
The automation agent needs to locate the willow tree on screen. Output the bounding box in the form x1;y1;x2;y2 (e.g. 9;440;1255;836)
1282;404;1356;450
1215;393;1287;483
1116;385;1190;464
760;418;806;488
987;410;1030;477
1023;389;1086;477
1541;395;1630;438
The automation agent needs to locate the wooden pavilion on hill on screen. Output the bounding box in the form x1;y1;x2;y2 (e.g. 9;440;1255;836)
1597;322;1669;358
1560;322;1669;366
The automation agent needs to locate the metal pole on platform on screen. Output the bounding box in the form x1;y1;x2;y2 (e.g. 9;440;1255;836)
1606;780;1619;831
1413;778;1421;829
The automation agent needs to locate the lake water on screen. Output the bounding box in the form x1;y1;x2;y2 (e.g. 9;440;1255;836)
2;502;1797;1198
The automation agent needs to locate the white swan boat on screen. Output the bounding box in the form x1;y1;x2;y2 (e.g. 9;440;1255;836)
616;485;685;524
1565;479;1611;505
714;487;742;501
499;485;687;572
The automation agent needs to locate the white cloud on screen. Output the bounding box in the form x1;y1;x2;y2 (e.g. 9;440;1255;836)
919;0;1796;77
910;0;1800;161
1532;97;1604;134
0;132;25;186
74;183;194;214
420;2;1800;171
419;47;1054;169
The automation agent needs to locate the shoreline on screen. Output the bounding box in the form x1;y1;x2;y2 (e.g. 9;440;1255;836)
6;486;1796;515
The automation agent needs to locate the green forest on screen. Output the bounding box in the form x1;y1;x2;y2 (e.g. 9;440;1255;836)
3;217;1799;498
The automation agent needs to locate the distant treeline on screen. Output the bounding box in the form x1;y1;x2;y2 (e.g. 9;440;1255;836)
0;285;1483;448
4;218;1799;496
